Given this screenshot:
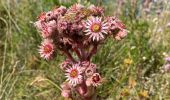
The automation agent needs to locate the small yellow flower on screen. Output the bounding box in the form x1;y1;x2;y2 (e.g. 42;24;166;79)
128;77;137;88
124;58;133;65
139;90;149;98
121;88;130;96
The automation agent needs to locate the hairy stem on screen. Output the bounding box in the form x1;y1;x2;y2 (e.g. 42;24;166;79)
87;44;98;61
63;49;76;63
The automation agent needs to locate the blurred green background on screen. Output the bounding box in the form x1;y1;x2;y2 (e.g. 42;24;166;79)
0;0;170;99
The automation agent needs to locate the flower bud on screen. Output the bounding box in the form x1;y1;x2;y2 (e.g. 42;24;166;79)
46;11;54;21
86;78;92;87
165;57;170;62
61;89;71;98
164;64;170;72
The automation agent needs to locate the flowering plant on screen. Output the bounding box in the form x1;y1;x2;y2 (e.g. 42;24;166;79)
34;3;127;100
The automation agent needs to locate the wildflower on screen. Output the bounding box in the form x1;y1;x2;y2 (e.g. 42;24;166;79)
164;64;170;72
78;9;92;19
34;4;127;99
139;90;149;98
39;39;55;60
114;29;128;40
46;11;54;21
34;21;53;38
128;77;136;88
85;63;96;77
88;5;104;15
65;64;83;86
70;23;83;32
165;57;170;62
53;6;67;16
86;73;102;87
68;3;84;13
37;12;46;21
91;73;102;86
61;82;72;98
57;20;68;32
34;21;44;31
84;16;109;41
46;20;57;29
108;17;126;30
60;59;73;70
61;89;71;98
124;58;133;65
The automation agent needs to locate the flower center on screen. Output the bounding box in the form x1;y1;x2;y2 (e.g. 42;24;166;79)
91;23;101;32
44;45;52;53
92;74;100;83
70;69;78;78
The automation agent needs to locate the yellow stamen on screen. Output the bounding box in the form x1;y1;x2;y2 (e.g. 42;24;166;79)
70;69;78;78
44;45;52;53
92;24;101;32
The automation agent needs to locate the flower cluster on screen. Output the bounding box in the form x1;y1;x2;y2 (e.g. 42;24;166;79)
164;57;170;72
60;61;102;98
34;4;127;99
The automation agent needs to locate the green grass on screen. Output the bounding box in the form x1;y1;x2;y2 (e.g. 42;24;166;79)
0;0;170;99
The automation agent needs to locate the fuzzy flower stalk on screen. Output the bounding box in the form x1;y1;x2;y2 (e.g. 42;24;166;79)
34;4;127;100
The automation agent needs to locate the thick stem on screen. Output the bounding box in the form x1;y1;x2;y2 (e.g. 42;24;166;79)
76;81;96;100
73;48;82;61
63;49;76;63
87;44;98;61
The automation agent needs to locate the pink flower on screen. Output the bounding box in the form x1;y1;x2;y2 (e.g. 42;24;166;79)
46;20;57;28
165;57;170;62
88;5;104;15
68;3;84;12
164;64;170;72
37;12;46;21
57;20;68;32
61;89;71;98
45;11;54;21
53;6;67;16
61;82;72;98
84;16;109;41
60;59;73;70
86;78;92;87
85;63;96;77
114;29;128;40
108;17;126;31
86;73;102;87
39;39;55;60
34;21;53;38
65;64;83;86
91;73;102;86
34;21;44;31
71;23;83;32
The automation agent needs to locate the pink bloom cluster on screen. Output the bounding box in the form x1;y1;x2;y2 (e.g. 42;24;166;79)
164;57;170;72
34;4;127;99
